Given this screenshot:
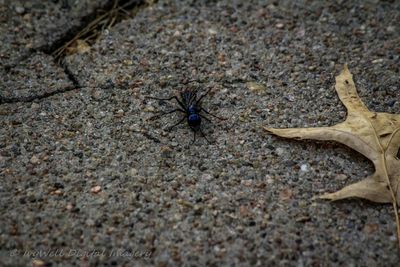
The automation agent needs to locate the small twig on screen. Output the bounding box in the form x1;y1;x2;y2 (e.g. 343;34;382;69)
52;0;141;61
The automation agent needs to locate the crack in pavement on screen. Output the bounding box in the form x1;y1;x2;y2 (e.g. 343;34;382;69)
1;0;147;105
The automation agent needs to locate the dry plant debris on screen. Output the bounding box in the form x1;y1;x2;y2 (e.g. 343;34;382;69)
52;0;145;61
265;65;400;245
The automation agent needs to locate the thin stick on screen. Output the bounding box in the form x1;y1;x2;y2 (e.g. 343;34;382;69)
52;0;139;60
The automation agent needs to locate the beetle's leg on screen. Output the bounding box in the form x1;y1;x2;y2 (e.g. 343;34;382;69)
200;107;227;120
199;128;211;144
199;114;213;124
146;95;186;111
181;90;196;106
167;116;186;131
191;130;196;144
196;87;212;105
188;91;197;106
148;108;185;121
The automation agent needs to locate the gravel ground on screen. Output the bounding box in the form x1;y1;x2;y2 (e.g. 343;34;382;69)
0;51;73;102
0;0;109;102
1;0;400;266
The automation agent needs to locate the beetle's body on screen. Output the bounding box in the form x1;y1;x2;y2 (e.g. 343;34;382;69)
187;105;201;129
180;90;202;130
146;88;225;144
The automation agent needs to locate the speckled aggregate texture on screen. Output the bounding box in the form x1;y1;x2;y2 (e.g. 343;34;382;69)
0;0;109;65
0;0;109;102
0;52;73;102
1;0;400;266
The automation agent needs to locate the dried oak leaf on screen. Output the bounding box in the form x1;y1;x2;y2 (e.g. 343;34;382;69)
264;65;400;240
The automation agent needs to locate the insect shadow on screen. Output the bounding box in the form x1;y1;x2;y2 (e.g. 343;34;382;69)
146;87;226;144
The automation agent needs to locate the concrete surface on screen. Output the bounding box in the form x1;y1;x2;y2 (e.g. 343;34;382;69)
0;0;109;102
1;0;399;266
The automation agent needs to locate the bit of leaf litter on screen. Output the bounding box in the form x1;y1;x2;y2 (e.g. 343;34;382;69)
246;82;266;94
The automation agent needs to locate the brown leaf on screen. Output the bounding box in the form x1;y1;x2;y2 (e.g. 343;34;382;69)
66;39;91;55
265;64;400;244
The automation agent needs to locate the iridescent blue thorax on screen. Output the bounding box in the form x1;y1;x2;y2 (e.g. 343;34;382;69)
187;105;201;128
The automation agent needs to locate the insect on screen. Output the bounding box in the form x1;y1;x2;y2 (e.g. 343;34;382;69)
146;87;225;144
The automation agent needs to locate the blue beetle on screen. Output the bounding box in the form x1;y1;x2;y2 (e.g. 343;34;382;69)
146;88;225;144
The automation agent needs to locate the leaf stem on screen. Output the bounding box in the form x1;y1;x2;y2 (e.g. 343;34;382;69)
369;122;400;248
